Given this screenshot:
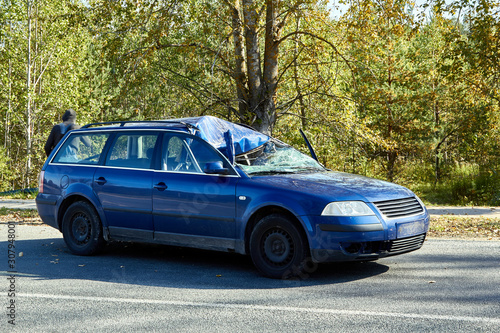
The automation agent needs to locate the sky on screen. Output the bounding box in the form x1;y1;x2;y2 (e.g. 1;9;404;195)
327;0;441;19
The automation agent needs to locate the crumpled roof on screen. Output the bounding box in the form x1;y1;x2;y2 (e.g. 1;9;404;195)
172;116;270;161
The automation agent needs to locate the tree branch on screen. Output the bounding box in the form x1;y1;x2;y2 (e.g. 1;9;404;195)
155;41;232;71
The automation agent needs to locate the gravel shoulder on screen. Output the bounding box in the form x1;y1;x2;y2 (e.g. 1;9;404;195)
427;206;500;218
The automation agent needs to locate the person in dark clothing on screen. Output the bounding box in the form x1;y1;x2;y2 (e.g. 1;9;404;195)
44;109;78;157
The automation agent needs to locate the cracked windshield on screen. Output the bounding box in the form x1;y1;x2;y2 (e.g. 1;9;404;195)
236;140;325;175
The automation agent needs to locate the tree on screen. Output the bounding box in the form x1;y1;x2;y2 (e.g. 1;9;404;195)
0;0;94;189
339;0;428;181
435;0;500;174
86;0;340;134
434;0;500;105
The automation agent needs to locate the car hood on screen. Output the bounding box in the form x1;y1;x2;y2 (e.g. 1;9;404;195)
251;171;415;203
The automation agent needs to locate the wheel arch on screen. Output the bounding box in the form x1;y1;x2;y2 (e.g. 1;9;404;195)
57;195;107;240
244;205;310;255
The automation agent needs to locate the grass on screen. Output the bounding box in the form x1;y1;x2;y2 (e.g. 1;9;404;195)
404;164;500;206
0;207;39;218
416;180;500;206
0;208;42;225
0;190;38;200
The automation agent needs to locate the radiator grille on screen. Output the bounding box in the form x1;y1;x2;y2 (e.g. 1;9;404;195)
388;234;426;254
374;197;424;218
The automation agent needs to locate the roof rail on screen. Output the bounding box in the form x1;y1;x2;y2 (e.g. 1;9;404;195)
236;123;258;131
81;120;199;131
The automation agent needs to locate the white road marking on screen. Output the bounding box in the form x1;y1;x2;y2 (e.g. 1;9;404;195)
20;293;500;324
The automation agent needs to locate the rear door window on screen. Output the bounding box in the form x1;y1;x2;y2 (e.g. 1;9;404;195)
52;132;110;165
105;132;159;169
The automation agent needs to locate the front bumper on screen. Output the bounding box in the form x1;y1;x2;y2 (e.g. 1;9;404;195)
304;213;430;263
310;233;427;263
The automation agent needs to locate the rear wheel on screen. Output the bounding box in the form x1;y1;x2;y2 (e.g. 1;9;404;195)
62;201;105;255
249;214;309;279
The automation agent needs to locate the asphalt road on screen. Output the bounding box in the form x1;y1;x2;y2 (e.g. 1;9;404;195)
1;224;499;332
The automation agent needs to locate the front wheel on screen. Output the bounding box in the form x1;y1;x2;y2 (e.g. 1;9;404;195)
249;214;309;279
62;201;105;255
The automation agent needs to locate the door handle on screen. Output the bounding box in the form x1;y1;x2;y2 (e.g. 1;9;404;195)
154;182;168;191
95;177;107;185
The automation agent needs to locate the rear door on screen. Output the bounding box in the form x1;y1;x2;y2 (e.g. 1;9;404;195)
93;130;160;240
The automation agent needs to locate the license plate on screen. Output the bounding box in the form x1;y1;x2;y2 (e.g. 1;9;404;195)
397;220;425;238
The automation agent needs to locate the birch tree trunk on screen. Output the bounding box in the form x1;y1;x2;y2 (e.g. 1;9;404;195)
26;0;33;183
239;0;280;135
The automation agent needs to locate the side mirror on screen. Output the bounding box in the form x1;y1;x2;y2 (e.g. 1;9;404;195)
204;161;229;175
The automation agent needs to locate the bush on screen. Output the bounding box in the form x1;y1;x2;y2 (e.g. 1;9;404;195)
413;163;500;206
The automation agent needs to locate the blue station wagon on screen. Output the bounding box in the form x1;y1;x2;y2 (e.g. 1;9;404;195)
36;116;429;278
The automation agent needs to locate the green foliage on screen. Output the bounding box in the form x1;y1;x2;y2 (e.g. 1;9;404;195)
413;163;500;206
0;0;499;206
0;147;14;192
1;0;97;189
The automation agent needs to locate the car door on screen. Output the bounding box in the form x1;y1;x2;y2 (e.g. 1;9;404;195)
152;133;238;250
93;131;159;240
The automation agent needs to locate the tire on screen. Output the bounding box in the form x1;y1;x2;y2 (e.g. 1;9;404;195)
62;201;105;256
249;214;309;279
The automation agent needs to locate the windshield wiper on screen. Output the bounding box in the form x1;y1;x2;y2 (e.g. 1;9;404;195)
289;166;324;173
248;170;295;176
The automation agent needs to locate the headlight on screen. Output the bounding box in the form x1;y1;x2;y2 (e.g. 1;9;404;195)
321;201;375;216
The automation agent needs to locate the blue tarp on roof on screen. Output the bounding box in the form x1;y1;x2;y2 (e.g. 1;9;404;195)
174;116;270;157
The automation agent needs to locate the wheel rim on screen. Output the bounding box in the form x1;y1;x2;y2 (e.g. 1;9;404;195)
261;228;294;267
71;213;91;245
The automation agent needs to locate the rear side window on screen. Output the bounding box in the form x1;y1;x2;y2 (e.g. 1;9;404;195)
105;132;158;169
52;133;110;165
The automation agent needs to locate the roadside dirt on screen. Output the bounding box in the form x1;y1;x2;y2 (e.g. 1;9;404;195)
428;216;500;240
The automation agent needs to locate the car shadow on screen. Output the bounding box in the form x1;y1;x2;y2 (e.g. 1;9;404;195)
9;237;390;289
